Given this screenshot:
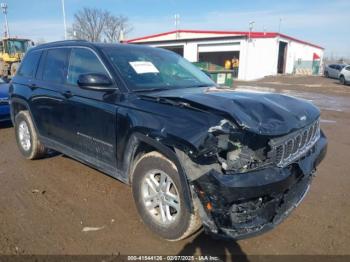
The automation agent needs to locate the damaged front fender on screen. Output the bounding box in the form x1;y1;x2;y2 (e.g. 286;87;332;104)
176;132;327;239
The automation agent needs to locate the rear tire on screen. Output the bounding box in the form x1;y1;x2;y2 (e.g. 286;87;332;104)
132;151;201;241
15;111;47;159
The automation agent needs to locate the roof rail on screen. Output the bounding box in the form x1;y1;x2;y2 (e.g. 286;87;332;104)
36;39;90;47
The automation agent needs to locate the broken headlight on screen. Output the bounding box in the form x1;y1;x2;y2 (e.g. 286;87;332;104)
217;139;264;172
208;119;267;173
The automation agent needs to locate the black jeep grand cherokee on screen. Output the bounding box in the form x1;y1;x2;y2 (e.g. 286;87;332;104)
9;41;327;241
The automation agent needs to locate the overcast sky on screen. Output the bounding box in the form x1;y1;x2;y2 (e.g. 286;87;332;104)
5;0;350;57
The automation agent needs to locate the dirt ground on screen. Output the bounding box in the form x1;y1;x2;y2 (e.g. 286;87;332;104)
0;76;349;258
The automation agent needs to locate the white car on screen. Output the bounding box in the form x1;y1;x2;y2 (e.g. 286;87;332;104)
339;65;350;85
324;64;346;79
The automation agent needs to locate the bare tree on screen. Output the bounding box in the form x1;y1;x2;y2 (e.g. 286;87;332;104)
69;7;132;43
104;15;132;43
70;8;108;42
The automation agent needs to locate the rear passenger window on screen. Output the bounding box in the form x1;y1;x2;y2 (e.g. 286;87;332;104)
42;48;70;84
67;48;108;86
17;51;42;78
346;66;350;71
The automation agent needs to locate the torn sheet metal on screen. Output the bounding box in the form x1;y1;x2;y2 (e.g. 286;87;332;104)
187;133;327;239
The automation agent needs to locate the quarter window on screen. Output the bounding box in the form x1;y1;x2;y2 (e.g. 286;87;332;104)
67;48;108;86
42;48;70;84
17;51;42;78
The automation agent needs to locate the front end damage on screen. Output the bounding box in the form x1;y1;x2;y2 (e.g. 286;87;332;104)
176;118;328;239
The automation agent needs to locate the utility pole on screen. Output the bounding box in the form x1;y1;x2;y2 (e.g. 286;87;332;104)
61;0;67;40
174;14;180;39
278;18;282;34
248;21;255;41
1;3;9;38
244;21;255;80
119;28;124;43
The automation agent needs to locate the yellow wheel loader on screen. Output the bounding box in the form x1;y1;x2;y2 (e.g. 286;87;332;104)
0;38;33;78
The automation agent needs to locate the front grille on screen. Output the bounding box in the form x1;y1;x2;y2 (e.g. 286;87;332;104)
269;119;320;167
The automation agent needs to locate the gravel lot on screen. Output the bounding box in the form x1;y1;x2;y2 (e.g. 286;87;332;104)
0;76;349;259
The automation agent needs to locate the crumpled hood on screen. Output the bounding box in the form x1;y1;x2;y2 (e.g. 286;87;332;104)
142;87;320;136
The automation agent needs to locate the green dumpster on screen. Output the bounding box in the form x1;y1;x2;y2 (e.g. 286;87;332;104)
205;70;234;87
193;62;234;87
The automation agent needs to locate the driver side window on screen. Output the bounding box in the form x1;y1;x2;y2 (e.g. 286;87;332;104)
67;48;108;86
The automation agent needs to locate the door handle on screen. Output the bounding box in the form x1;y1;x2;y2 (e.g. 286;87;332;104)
63;90;73;98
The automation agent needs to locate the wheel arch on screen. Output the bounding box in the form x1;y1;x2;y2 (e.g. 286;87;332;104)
10;97;30;124
10;97;42;135
123;132;194;212
339;74;346;84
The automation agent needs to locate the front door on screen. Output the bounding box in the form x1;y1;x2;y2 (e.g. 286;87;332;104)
63;47;118;167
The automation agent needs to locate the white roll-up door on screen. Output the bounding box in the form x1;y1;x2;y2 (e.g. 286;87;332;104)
198;43;240;53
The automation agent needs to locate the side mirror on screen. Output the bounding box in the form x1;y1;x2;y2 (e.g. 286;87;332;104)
77;73;115;91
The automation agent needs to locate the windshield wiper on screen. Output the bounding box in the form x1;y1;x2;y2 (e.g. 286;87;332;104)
187;84;214;88
133;87;170;93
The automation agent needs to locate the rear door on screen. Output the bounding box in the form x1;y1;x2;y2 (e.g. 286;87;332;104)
63;47;118;167
12;50;43;122
29;48;71;144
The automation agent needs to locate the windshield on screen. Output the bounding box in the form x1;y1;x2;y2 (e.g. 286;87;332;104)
5;40;29;54
103;46;215;91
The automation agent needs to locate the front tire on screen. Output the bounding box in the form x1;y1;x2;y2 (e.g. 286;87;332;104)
132;151;201;241
15;111;47;159
340;75;346;85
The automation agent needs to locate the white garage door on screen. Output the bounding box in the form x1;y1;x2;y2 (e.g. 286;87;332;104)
198;43;240;53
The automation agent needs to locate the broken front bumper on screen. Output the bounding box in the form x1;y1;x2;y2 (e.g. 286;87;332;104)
190;131;327;239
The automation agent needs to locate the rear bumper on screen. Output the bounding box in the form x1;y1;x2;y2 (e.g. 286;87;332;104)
190;131;327;239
